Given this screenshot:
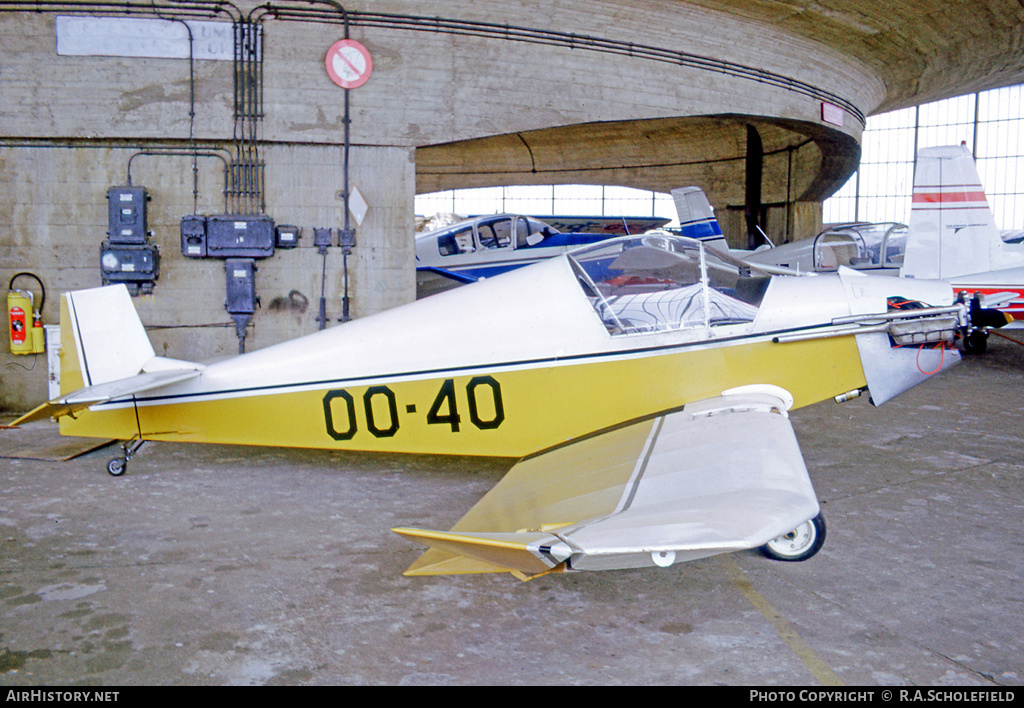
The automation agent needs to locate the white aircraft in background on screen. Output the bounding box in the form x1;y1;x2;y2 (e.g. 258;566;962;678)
671;186;908;273
675;146;1022;351
901;144;1024;351
8;232;1000;579
414;213;668;298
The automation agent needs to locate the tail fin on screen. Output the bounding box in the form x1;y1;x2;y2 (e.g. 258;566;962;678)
63;284;157;390
903;144;1002;279
8;285;201;428
671;187;727;249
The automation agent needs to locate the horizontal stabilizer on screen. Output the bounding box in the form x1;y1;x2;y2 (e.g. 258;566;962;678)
7;285;203;427
8;366;202;427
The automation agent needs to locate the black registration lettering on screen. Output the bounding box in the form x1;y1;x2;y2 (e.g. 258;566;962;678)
426;378;461;432
364;385;400;438
467;376;505;429
323;389;357;441
322;377;505;441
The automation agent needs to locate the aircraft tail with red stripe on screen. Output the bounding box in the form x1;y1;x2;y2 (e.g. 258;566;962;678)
903;144;1024;280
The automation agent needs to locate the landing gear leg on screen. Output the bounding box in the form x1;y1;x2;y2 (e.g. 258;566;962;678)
107;437;145;477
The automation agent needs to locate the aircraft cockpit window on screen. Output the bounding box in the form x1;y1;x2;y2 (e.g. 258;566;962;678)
568;235;769;336
881;224;907;267
438;226;476;257
812;223;908;270
478;218;513;250
517;217;554;248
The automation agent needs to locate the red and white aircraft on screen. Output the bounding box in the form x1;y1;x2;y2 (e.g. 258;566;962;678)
902;144;1024;350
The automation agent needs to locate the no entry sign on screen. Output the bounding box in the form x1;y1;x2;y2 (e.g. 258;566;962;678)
325;39;373;89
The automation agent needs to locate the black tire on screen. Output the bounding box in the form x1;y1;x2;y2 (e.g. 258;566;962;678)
962;329;988;355
759;513;826;562
107;458;126;477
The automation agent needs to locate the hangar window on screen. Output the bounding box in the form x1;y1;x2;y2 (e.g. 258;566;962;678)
568;234;769;336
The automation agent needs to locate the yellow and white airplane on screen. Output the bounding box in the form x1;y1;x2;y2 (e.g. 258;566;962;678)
10;233;995;579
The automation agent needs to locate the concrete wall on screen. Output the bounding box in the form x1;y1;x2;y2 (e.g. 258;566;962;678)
8;0;1014;412
0;141;414;412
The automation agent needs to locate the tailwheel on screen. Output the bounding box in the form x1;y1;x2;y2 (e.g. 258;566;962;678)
106;438;145;477
759;513;826;562
106;457;127;477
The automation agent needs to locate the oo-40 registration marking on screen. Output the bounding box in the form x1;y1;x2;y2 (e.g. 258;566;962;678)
322;376;505;440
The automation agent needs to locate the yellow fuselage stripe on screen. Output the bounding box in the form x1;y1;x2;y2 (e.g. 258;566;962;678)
61;335;865;458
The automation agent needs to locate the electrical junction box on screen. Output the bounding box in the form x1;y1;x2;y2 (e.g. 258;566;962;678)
206;215;275;259
100;242;160;295
180;215;208;258
313;227;333;249
224;258;258;314
107;186;150;244
275;224;301;249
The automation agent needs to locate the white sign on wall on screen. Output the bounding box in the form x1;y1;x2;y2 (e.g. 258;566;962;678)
56;16;235;61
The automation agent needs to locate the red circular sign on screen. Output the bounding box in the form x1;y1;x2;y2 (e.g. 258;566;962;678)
325;39;373;89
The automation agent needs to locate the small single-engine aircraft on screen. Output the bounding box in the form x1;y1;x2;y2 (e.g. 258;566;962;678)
9;233;1004;579
680;146;1022;352
737;146;1024;329
415;213;620;298
744;221;909;275
901;144;1024;350
673;183;910;273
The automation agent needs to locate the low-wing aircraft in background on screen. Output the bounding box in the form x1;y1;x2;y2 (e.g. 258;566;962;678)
672;182;909;274
682;146;1023;351
414;213;658;298
900;144;1024;351
8;233;1006;579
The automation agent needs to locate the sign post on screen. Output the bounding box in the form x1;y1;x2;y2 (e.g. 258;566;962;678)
323;38;373;324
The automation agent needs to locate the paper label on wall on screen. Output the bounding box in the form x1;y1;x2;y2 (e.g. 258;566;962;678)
349;184;369;226
56;16;236;62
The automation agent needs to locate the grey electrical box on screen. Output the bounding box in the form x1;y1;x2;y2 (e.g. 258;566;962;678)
313;227;332;250
338;228;356;249
275;224;301;249
100;242;160;295
107;186;150;244
206;215;275;259
225;258;258;314
180;215;208;258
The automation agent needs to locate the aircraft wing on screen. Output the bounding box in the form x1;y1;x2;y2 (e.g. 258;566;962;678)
394;386;819;577
416;267;478;284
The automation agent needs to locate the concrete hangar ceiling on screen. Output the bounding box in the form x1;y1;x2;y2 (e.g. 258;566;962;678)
411;0;1024;227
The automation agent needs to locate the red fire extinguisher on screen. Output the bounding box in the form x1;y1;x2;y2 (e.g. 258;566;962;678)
7;272;46;355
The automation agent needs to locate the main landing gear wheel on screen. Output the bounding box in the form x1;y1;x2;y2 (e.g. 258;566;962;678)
759;513;826;562
961;329;989;355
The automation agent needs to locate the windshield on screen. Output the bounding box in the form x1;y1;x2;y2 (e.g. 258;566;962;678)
567;234;770;335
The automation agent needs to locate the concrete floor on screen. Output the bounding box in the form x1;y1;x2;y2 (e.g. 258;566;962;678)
1;334;1022;686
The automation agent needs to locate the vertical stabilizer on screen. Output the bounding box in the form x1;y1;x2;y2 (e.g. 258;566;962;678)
672;187;726;247
63;284;155;389
903;145;1001;279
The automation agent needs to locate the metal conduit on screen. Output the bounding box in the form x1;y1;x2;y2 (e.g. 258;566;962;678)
256;6;867;126
0;1;866;127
